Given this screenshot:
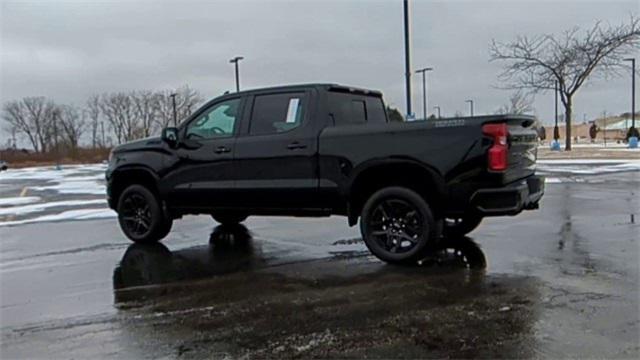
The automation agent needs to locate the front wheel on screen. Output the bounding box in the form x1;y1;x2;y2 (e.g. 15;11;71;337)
360;187;438;265
117;184;172;244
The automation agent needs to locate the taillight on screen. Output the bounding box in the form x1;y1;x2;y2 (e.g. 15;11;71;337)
482;123;508;171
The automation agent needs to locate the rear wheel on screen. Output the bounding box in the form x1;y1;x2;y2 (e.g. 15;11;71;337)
117;184;172;243
443;215;483;238
360;187;438;265
212;213;248;225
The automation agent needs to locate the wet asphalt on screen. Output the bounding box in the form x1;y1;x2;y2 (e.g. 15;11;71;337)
0;171;639;358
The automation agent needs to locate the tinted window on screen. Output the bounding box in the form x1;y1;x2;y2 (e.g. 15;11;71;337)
366;97;387;124
351;100;367;123
329;92;387;126
186;98;240;139
250;92;305;135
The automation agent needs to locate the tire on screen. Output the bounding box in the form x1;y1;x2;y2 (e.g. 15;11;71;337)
360;186;438;265
443;215;483;238
117;184;172;244
212;213;248;225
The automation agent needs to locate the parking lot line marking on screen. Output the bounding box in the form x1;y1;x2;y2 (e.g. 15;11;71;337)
20;187;28;197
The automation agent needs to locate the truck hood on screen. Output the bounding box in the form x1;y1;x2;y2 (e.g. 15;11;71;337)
113;136;164;153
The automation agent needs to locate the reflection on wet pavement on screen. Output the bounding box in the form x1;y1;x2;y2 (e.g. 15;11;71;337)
114;224;261;292
113;224;489;304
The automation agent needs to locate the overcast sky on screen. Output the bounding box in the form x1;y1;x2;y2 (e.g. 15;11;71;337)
1;0;638;136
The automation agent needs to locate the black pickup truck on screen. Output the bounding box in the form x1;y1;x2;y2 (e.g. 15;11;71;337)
106;83;544;264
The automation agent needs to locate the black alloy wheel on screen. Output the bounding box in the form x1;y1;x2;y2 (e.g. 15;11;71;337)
361;187;437;265
370;198;423;254
120;192;153;237
117;184;172;243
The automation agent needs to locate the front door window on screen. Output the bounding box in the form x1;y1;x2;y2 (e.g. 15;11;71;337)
186;98;241;139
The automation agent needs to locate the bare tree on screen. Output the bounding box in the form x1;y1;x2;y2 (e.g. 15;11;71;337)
57;105;85;151
99;92;138;144
154;86;202;130
495;90;535;115
490;16;640;150
2;101;39;152
131;90;157;138
86;95;101;148
1;97;55;152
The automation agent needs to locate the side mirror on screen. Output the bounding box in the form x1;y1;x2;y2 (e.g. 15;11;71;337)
161;127;179;148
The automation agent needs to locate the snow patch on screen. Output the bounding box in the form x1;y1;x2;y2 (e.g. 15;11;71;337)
30;181;106;195
0;208;116;227
0;199;107;216
0;196;41;206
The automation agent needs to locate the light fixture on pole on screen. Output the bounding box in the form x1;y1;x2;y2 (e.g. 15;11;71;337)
170;93;178;127
554;80;559;141
415;67;433;120
465;99;474;116
229;56;244;93
403;0;413;118
624;58;636;134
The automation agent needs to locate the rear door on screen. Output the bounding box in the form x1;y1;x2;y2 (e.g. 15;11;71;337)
233;89;319;209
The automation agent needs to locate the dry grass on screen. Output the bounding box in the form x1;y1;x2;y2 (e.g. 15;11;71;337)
0;147;111;168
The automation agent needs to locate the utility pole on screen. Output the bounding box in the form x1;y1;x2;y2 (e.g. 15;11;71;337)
53;109;60;169
415;67;433;120
403;0;413;119
170;93;178;127
624;58;636;132
433;106;441;118
100;121;105;148
465;99;474;116
229;56;244;93
603;110;608;147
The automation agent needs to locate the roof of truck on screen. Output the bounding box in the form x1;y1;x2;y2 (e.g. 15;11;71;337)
229;83;383;97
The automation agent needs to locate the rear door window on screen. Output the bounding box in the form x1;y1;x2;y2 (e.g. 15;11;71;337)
249;92;305;135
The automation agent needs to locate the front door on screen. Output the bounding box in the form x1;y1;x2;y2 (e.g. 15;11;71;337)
233;90;318;209
165;97;243;210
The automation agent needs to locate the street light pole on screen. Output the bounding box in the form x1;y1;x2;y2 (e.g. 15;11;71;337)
403;0;413;118
170;93;178;127
433;106;441;118
624;58;636;132
229;56;244;93
554;80;559;141
465;99;474;116
416;67;433;120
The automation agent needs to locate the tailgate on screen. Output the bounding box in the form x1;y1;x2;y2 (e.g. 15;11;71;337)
504;117;539;183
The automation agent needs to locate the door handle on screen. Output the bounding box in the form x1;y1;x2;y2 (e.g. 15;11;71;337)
214;146;231;154
287;142;307;150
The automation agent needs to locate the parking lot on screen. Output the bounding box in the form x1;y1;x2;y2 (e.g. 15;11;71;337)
0;162;639;358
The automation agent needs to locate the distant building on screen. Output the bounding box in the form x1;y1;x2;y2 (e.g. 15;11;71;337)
549;117;633;142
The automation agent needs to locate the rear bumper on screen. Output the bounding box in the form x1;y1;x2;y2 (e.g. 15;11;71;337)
470;175;544;216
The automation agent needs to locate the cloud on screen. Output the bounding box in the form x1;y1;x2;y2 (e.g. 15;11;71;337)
1;0;637;134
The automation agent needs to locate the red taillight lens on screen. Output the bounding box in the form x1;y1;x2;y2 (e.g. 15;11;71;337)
482;123;508;171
